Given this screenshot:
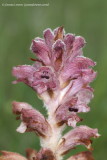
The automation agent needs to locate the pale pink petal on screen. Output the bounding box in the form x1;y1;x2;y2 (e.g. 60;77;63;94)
64;33;75;54
73;36;86;51
72;88;93;113
30;38;51;65
43;28;54;48
66;78;84;98
82;69;97;84
69;36;86;60
32;66;59;94
52;39;65;70
67;114;82;128
12;65;34;80
16;122;27;133
12;101;32;114
77;88;93;105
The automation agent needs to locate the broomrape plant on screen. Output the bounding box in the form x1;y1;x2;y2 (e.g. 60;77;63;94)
0;27;100;160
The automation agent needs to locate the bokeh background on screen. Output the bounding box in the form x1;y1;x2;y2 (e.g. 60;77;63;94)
0;0;107;159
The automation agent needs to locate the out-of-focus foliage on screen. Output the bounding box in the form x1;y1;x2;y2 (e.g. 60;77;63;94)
0;0;107;159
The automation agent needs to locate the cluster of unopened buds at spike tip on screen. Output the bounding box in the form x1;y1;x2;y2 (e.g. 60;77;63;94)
0;27;100;160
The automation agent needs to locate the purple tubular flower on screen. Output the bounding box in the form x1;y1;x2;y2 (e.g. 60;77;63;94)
11;27;99;160
12;65;59;94
55;88;93;127
69;36;86;60
30;38;51;65
64;34;75;53
12;101;51;138
61;56;96;81
55;97;82;127
57;125;100;155
43;28;54;49
32;66;59;94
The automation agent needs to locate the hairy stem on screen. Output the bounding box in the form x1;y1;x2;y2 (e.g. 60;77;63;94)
40;99;64;160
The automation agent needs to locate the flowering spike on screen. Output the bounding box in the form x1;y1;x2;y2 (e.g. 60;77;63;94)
0;26;99;160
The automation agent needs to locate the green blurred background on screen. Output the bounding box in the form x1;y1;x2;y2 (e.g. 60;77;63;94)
0;0;107;159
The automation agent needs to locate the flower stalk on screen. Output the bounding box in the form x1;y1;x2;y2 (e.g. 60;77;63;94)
0;27;100;160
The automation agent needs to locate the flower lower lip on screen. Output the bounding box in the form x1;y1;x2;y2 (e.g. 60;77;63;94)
10;27;99;160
